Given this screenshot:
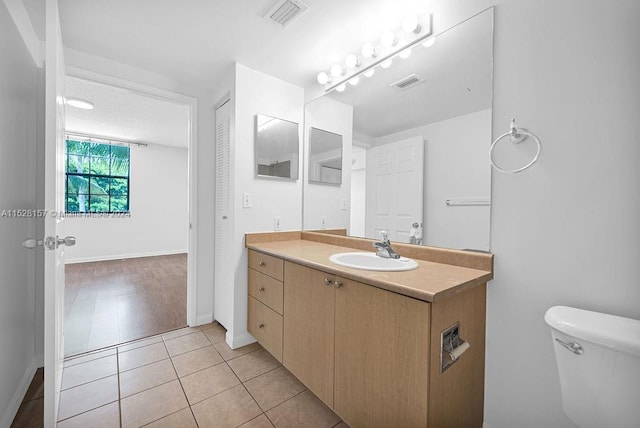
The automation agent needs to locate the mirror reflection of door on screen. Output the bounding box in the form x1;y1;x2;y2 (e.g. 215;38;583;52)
364;136;423;243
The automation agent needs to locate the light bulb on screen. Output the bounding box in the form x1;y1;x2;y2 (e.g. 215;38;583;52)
422;36;436;48
381;31;397;47
317;72;330;85
364;68;375;78
362;42;377;58
349;76;360;86
381;59;393;69
336;84;346;93
402;14;421;34
399;48;412;59
330;64;344;77
345;54;360;68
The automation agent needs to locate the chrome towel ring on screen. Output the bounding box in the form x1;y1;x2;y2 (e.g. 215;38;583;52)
490;118;541;174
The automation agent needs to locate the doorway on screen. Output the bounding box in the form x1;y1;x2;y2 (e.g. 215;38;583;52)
62;73;197;356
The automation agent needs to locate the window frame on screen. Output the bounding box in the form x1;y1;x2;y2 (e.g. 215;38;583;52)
64;139;131;214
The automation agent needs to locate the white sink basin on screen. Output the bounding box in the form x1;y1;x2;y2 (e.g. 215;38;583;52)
329;252;418;272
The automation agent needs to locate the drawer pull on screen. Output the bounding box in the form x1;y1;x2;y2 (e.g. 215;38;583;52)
259;261;265;267
323;278;332;286
334;281;343;289
259;324;265;329
258;287;265;292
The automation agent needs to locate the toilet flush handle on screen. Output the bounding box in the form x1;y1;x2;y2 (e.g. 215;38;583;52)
555;338;584;355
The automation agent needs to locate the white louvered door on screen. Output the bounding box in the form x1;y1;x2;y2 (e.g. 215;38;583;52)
214;99;232;329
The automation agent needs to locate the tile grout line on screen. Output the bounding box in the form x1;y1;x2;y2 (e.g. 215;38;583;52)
166;346;200;427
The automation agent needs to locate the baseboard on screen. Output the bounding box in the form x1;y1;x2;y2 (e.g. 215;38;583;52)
0;359;37;428
194;313;214;327
226;330;256;350
35;353;43;368
65;249;188;264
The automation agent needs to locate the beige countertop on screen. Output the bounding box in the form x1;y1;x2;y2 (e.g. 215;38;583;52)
246;238;493;303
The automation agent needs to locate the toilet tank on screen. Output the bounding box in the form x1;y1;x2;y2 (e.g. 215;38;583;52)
544;306;640;428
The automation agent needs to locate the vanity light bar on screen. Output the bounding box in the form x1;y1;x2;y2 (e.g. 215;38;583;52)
318;12;433;93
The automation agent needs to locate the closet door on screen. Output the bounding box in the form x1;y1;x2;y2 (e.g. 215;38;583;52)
214;99;232;327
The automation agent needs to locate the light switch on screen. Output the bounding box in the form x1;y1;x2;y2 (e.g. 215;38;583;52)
242;192;252;208
321;216;327;229
274;216;281;231
341;198;347;210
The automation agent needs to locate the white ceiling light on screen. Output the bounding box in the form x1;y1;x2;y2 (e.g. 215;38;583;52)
349;76;360;86
364;68;375;78
66;98;94;110
381;59;393;69
331;64;344;77
317;72;330;85
336;84;346;93
380;31;397;47
345;54;361;68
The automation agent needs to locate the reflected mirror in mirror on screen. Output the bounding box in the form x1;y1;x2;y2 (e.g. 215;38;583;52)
308;128;343;185
302;8;493;251
255;114;300;180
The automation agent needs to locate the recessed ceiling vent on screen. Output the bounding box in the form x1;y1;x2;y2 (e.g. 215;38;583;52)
264;0;308;28
391;74;425;90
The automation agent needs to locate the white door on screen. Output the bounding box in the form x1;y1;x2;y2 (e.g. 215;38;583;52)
365;136;424;243
44;1;67;425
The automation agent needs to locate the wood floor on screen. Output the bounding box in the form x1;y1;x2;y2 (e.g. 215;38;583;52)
64;254;187;356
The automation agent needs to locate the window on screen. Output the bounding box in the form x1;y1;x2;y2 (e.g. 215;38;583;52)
65;139;130;213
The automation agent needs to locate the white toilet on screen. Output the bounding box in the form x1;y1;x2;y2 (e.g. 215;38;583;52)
545;306;640;428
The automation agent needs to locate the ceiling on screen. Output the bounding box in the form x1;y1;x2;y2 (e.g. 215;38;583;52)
65;76;190;148
23;0;458;89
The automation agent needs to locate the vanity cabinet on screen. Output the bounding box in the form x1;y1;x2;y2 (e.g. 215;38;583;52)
247;248;487;428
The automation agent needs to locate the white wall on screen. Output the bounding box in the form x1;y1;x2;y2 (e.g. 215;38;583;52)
375;109;492;250
0;2;39;425
225;63;304;346
64;49;216;325
65;144;188;263
303;96;353;231
350;144;367;237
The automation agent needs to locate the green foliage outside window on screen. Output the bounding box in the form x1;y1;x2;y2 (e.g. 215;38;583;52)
65;139;130;213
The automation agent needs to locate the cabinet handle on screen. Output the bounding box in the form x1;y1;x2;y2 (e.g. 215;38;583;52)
334;281;343;289
258;287;265;292
259;324;265;329
259;261;265;267
323;278;332;286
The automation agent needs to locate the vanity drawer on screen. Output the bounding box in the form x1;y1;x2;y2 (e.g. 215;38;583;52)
248;268;284;315
248;250;284;281
248;296;283;362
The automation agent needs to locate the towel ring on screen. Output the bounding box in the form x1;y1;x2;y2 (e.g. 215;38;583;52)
490;119;541;174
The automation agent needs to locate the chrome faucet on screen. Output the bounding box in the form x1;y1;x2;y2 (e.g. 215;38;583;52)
373;231;400;259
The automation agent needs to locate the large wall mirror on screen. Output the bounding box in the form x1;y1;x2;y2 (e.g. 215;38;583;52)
255;114;300;180
302;8;494;251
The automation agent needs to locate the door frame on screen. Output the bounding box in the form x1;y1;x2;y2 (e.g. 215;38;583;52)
65;66;199;326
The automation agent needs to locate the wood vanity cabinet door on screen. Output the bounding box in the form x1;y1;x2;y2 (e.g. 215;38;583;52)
334;277;431;428
282;261;335;407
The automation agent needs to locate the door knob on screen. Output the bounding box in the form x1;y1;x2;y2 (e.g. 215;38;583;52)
334;281;343;289
22;235;76;250
324;278;333;286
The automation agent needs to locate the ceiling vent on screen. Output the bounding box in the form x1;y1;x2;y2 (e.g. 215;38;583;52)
390;74;425;91
264;0;308;28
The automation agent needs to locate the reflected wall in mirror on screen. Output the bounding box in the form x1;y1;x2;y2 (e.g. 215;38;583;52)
308;127;343;185
302;8;493;251
255;114;300;180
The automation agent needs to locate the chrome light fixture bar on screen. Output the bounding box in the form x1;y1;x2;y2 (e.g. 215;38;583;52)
320;12;434;93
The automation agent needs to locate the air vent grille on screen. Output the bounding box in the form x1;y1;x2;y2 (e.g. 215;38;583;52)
391;74;424;90
265;0;308;27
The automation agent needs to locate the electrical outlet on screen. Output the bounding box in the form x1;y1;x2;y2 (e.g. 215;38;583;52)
341;198;347;210
320;216;327;229
242;192;252;208
274;216;281;231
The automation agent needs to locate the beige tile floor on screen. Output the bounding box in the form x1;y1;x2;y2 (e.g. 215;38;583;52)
58;322;348;428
